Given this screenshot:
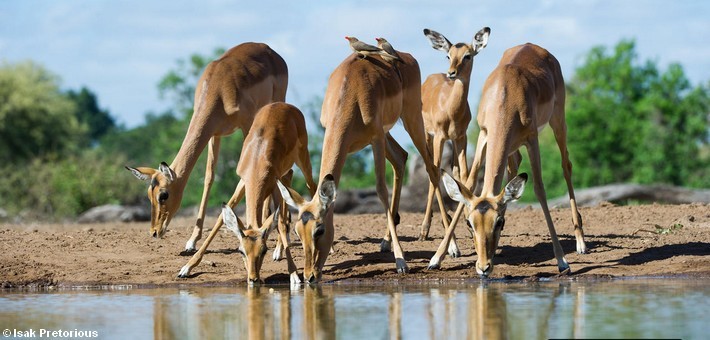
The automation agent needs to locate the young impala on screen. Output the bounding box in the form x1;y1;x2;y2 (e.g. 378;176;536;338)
429;43;587;277
419;27;491;259
177;102;317;285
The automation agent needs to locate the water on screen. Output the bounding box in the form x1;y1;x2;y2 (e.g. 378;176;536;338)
1;279;707;339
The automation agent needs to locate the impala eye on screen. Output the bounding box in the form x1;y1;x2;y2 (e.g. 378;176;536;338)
158;191;169;203
463;54;471;60
465;219;475;237
494;217;505;230
313;223;325;238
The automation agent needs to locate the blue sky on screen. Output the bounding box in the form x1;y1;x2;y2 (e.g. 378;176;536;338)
1;0;708;145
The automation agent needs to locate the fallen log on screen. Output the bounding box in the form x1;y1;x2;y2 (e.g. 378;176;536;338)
545;183;710;208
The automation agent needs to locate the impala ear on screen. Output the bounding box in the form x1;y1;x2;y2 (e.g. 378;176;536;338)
441;171;473;209
277;180;304;209
159;162;176;183
472;27;491;54
423;28;452;52
222;203;245;241
501;173;527;204
319;174;337;210
280;169;294;185
260;207;279;239
126;166;155;182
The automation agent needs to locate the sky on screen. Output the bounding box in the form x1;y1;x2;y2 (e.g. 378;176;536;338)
1;0;708;146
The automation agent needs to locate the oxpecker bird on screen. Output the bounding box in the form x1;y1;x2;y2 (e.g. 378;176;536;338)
375;37;401;63
345;36;386;59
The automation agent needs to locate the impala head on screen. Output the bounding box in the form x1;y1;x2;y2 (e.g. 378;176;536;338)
442;171;527;277
277;175;337;284
125;162;181;238
423;27;490;80
221;204;278;285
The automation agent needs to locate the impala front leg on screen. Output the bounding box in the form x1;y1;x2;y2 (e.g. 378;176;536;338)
185;136;221;252
277;200;301;286
178;179;245;278
419;133;436;241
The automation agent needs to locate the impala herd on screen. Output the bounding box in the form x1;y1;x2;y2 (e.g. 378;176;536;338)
127;27;588;285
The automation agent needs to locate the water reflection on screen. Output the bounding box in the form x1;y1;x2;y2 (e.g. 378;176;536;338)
1;280;707;339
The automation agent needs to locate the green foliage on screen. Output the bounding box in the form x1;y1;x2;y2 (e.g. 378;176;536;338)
0;151;143;219
0;61;86;163
66;87;116;145
566;40;709;189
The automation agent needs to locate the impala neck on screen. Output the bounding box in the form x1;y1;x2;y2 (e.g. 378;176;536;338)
169;117;215;192
479;137;511;198
318;128;350;187
449;78;470;113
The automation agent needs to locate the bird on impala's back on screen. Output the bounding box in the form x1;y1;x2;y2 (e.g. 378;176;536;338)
345;36;386;59
375;37;401;63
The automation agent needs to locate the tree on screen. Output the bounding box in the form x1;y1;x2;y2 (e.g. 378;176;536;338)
565;40;710;188
0;61;86;163
66;87;115;145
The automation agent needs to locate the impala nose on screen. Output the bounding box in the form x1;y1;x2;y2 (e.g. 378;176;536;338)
151;231;158;238
476;262;492;278
306;274;318;284
447;71;457;79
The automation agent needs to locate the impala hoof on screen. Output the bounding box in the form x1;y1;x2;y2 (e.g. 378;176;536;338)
395;258;409;274
184;239;197;253
272;248;283;262
448;244;461;258
380;239;391;253
290;272;302;285
177;265;191;278
558;266;571;275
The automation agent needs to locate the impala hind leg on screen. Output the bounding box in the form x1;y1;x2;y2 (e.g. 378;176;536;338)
550;115;587;254
419;133;436;241
526;138;570;274
178;179;245;278
380;134;407;253
185;136;221;252
372;137;408;273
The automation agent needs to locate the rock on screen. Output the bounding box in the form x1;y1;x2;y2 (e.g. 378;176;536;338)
77;205;150;223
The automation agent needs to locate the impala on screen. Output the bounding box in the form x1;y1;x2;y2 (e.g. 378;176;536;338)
177;102;317;285
429;43;587;277
276;43;446;283
126;42;288;252
419;27;491;259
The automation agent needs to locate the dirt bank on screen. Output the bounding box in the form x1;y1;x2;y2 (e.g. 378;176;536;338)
2;203;709;288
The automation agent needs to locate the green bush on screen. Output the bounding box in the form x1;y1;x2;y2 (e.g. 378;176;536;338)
0;151;144;219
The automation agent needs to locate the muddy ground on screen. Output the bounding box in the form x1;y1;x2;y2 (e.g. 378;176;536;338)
1;203;709;288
